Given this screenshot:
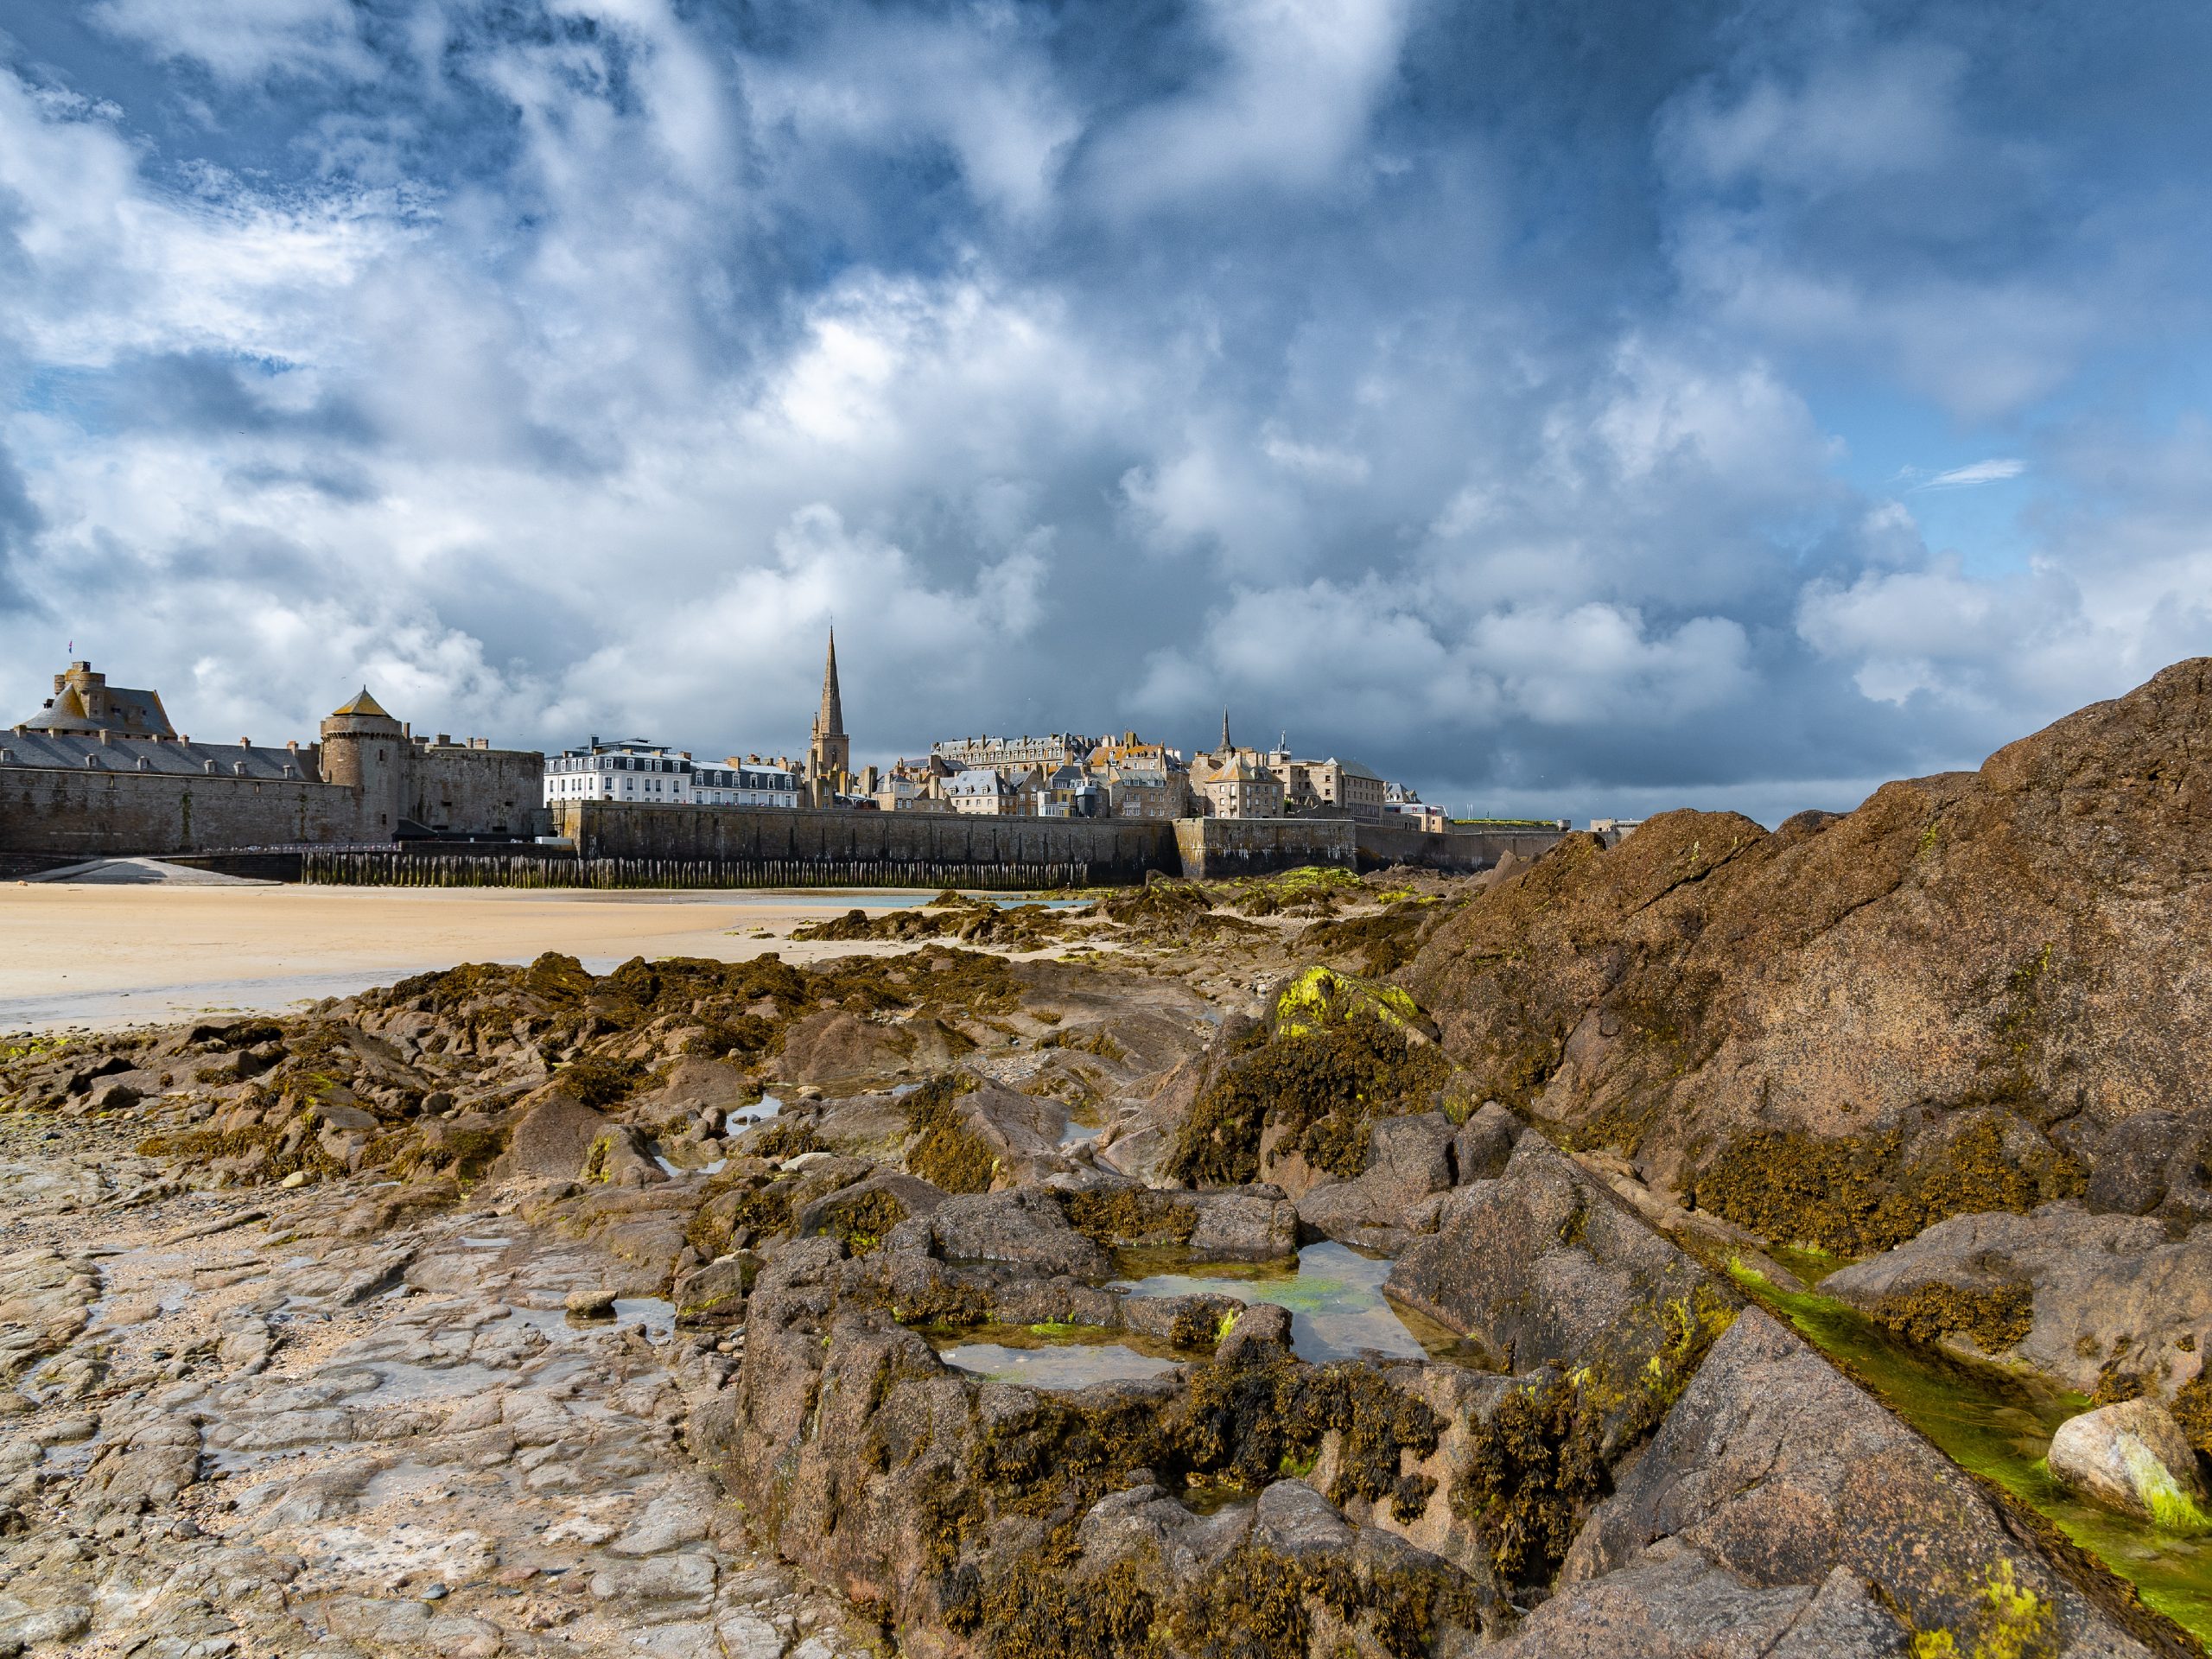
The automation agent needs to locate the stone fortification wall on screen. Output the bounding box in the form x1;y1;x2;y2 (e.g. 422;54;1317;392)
555;801;1175;887
406;746;546;838
1356;818;1565;872
1173;817;1358;880
0;767;371;857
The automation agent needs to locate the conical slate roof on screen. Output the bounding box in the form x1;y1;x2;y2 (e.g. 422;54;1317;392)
330;686;392;719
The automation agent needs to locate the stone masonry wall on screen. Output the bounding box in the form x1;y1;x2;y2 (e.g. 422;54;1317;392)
1173;817;1359;879
0;768;372;856
1354;818;1565;872
406;746;548;838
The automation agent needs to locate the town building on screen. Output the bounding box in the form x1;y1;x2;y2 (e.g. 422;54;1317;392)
946;766;1019;815
0;660;544;858
931;733;1098;772
1189;714;1286;818
1084;733;1191;819
543;740;800;809
874;753;956;812
1382;783;1448;834
1258;741;1386;821
1037;762;1103;819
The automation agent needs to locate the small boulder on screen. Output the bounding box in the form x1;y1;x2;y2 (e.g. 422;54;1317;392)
1295;1113;1456;1252
581;1124;667;1188
674;1253;760;1327
2046;1398;2211;1529
921;1188;1109;1278
796;1171;947;1255
88;1081;143;1113
488;1090;612;1183
1451;1101;1519;1184
1182;1188;1300;1262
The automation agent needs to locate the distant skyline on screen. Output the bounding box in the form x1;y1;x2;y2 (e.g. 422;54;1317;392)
3;3;2210;826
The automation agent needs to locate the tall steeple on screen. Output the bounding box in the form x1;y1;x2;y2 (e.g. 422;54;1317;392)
819;629;844;738
1220;708;1231;754
808;627;851;787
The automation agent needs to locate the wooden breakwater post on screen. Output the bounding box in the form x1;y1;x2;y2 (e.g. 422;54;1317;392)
301;849;1096;891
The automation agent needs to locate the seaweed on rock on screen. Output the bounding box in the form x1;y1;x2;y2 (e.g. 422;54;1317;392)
1165;969;1450;1187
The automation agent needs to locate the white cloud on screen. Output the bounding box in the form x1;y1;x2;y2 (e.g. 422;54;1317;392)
741;10;1077;220
1084;0;1414;213
86;0;375;85
1916;457;2025;488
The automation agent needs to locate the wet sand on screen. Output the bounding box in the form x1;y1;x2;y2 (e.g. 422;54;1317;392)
0;885;937;1031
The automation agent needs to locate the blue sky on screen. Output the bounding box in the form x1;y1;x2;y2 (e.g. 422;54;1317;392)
2;0;2209;824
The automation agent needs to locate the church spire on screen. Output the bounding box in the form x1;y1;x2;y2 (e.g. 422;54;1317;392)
1221;708;1231;753
808;626;852;790
818;628;844;738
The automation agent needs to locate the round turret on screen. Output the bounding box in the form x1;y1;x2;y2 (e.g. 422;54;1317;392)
319;687;407;836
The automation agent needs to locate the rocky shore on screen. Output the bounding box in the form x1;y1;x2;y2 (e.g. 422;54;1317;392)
7;662;2212;1658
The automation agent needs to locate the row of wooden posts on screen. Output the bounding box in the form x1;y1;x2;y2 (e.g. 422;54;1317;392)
300;849;1100;891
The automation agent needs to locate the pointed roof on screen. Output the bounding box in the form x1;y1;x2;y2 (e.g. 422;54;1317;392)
817;629;844;737
331;686;391;719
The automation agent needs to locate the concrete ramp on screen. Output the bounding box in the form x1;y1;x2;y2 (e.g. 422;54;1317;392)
24;857;276;887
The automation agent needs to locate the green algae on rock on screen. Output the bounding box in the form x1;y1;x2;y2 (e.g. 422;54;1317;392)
1727;1259;2212;1645
1165;969;1450;1188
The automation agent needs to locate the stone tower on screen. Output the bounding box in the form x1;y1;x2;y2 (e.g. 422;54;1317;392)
808;629;850;787
319;687;407;840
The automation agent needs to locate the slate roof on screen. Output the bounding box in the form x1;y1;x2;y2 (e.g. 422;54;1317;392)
24;684;174;739
0;733;321;782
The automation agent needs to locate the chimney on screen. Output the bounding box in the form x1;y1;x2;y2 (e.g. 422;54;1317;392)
239;736;251;747
98;729;111;745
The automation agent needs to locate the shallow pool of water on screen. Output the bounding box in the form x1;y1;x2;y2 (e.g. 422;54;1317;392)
1732;1263;2212;1643
1112;1241;1478;1366
938;1339;1182;1389
726;1093;783;1129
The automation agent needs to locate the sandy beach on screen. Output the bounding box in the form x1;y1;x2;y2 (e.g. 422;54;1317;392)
0;883;938;1031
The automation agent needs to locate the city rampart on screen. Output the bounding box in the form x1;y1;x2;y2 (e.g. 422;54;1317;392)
1356;818;1566;872
1174;817;1357;880
0;767;368;858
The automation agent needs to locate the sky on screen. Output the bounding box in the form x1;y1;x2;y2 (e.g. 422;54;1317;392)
3;0;2209;825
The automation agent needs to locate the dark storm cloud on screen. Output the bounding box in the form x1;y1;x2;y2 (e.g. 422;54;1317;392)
0;0;2208;820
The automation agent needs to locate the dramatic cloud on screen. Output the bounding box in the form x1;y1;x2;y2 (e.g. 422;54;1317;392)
3;0;2210;824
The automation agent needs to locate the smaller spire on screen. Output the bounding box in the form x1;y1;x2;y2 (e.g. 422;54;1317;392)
1221;708;1231;753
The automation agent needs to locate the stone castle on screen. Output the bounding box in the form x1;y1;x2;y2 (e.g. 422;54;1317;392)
0;660;545;861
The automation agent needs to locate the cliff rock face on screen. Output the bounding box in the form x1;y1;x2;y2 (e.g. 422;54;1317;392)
1403;658;2212;1254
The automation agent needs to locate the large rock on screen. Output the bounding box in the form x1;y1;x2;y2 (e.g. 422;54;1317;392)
793;1171;946;1253
1821;1204;2212;1398
776;1012;965;1093
696;1243;1491;1659
905;1187;1109;1279
1183;1188;1300;1261
950;1081;1074;1189
2046;1399;2211;1529
1567;1309;2162;1655
1386;1133;1732;1441
1484;1545;1909;1658
1295;1113;1457;1253
1403;659;2212;1252
487;1090;611;1183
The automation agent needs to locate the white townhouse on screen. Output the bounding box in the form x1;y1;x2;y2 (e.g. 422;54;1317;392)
543;739;802;810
